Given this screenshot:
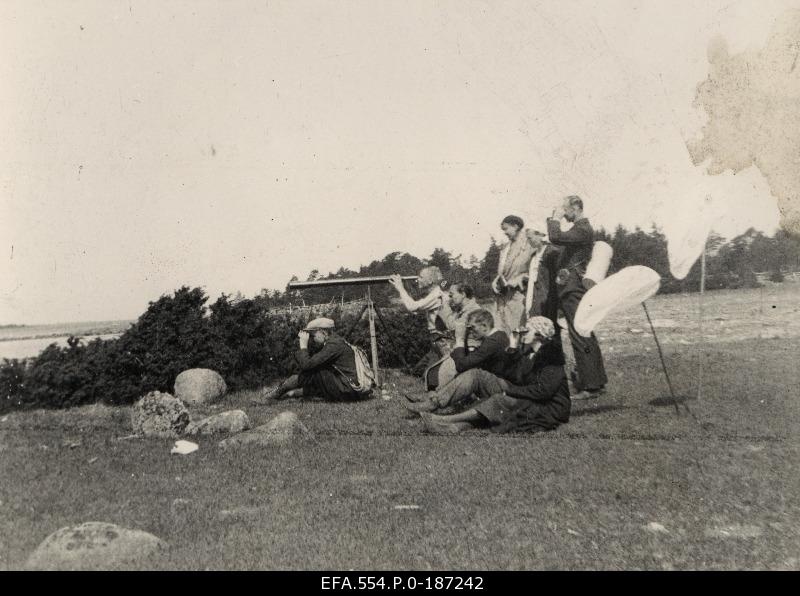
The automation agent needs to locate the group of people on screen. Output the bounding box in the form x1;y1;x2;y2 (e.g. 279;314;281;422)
256;195;610;435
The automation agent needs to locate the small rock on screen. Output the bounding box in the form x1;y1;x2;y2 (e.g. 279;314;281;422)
131;391;190;438
174;368;227;405
24;522;166;570
644;522;669;534
185;410;250;436
170;440;198;455
218;411;311;449
629;328;644;334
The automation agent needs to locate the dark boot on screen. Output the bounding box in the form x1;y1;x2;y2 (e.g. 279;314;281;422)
251;375;300;405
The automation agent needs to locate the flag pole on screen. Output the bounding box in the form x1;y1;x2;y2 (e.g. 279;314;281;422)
697;241;706;402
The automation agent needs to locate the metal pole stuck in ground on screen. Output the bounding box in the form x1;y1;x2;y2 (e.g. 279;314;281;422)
642;301;681;415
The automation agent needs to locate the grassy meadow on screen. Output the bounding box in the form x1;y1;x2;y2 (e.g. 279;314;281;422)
1;286;798;570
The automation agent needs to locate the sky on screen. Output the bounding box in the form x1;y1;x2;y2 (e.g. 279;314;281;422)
0;0;792;324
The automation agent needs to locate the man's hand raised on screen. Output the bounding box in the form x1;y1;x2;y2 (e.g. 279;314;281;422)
387;274;404;292
298;330;310;349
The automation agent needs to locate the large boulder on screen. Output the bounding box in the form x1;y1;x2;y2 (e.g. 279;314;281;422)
219;411;311;449
131;391;190;438
24;522;166;570
174;368;227;405
185;410;251;436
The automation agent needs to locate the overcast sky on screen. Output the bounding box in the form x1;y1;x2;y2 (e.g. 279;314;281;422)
0;0;791;324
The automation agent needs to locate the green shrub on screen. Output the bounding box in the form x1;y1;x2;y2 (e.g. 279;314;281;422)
769;269;784;283
0;287;432;410
0;358;29;413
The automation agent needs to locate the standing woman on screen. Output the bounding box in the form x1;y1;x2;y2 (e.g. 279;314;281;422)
492;215;541;335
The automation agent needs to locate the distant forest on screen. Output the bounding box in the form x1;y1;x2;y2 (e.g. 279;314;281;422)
254;226;800;308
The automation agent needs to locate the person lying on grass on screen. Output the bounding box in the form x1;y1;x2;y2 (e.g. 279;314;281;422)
417;316;571;434
253;317;366;403
403;309;510;413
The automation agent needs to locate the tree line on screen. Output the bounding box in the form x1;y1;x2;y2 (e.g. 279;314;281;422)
2;225;797;413
255;225;800;307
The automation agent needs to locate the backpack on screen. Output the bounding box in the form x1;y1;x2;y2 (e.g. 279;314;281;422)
342;341;376;395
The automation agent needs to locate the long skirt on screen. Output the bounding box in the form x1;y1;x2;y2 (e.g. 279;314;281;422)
474;389;571;433
559;290;608;391
494;288;527;335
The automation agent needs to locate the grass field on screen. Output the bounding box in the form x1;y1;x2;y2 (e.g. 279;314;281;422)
1;286;799;570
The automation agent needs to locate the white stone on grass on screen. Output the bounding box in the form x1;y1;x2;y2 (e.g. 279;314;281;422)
24;522;166;570
170;440;199;455
643;522;669;534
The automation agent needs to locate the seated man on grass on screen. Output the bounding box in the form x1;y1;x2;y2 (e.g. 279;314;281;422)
418;316;571;434
404;309;509;413
415;283;484;391
253;317;365;403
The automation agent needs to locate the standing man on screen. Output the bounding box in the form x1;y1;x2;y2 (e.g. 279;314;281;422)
546;195;608;400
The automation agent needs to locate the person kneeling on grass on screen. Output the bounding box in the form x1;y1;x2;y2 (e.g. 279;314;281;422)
253;317;365;403
404;309;510;413
418;316;571;434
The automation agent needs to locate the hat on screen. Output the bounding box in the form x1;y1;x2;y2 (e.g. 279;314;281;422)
303;317;335;332
524;316;555;342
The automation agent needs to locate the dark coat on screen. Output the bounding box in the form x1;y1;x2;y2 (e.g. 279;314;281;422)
530;244;563;324
450;330;509;377
295;336;360;400
546;217;595;297
490;341;571;433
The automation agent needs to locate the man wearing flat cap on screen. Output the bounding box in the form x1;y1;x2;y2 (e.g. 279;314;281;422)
255;317;363;402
